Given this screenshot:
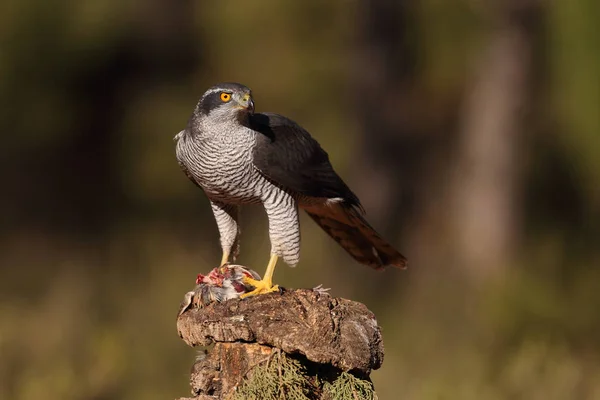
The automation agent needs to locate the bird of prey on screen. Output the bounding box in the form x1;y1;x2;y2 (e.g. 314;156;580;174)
175;82;407;297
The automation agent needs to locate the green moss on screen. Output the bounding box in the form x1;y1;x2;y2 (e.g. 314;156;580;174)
231;351;314;400
322;371;376;400
231;351;376;400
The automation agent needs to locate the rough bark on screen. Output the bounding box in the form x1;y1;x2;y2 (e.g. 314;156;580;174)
176;288;383;399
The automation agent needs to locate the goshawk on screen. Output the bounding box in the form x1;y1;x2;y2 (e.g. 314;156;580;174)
175;82;407;296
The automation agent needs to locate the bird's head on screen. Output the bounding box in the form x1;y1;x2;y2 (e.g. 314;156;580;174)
194;82;254;124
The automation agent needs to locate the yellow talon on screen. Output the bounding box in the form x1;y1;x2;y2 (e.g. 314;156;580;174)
240;279;279;298
240;254;280;298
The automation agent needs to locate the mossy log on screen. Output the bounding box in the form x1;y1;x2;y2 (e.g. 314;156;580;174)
176;287;384;399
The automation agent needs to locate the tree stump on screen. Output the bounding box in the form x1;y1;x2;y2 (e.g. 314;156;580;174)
176;288;384;399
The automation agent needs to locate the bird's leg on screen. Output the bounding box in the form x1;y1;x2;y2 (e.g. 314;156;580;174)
241;191;297;297
240;254;280;297
210;201;240;266
220;251;230;266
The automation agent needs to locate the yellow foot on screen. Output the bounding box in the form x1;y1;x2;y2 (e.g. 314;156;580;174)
240;277;279;298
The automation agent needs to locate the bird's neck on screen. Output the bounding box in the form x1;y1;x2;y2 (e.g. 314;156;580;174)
188;115;254;144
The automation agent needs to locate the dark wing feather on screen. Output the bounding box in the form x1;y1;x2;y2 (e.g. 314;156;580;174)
250;112;363;210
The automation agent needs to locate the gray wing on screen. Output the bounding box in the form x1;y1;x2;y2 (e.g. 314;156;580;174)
249;112;363;211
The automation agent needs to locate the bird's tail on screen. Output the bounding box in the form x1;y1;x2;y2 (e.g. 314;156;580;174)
302;202;407;270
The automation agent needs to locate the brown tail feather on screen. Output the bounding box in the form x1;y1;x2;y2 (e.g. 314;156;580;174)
302;203;407;270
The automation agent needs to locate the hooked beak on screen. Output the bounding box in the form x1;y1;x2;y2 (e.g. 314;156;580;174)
237;93;254;113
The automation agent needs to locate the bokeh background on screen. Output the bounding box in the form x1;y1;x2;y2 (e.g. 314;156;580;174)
1;1;599;399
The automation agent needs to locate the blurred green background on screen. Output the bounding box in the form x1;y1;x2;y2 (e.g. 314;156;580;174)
1;1;599;399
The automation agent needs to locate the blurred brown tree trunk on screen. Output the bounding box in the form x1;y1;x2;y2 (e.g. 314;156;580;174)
447;2;539;280
350;0;419;231
352;1;540;282
4;0;199;237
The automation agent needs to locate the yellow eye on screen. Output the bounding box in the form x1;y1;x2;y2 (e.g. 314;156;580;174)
220;92;231;102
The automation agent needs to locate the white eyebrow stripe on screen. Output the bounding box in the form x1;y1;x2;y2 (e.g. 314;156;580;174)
202;87;230;98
